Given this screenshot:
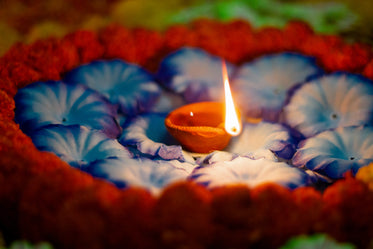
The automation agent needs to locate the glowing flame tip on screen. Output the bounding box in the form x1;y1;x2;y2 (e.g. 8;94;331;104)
222;61;241;136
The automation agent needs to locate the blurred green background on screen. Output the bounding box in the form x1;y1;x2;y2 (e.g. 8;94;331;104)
0;0;372;55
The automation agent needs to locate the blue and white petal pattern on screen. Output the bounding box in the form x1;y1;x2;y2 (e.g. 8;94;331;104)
89;157;191;195
196;151;238;166
190;157;310;189
283;73;373;138
232;53;323;121
293;126;373;179
157;47;235;103
149;88;186;114
119;113;193;162
31;125;132;170
64;59;162;115
226;121;296;161
14;81;121;138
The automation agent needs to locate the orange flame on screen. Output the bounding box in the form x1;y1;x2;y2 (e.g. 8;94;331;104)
222;61;241;136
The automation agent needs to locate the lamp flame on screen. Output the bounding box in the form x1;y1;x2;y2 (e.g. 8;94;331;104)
222;61;241;136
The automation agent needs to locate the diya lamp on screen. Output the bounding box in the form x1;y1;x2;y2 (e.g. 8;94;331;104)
165;61;242;153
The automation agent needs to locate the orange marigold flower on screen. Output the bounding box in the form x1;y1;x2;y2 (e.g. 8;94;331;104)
356;162;373;191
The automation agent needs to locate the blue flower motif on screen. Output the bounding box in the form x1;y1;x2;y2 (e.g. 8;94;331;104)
89;157;192;195
14;81;121;138
292;126;373;179
31;125;132;170
64;59;162;115
226;121;296;161
149;88;186;114
283;72;373;137
190;157;310;189
232;52;323;121
119;113;194;162
157;47;235;103
196;151;238;166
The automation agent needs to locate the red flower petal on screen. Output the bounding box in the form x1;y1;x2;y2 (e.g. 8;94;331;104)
0;90;15;121
154;182;212;249
63;30;105;63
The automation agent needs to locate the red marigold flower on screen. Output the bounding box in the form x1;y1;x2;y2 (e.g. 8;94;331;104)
0;62;41;89
3;39;79;80
26;38;79;78
51;181;122;249
300;34;343;64
192;19;229;58
0;76;17;97
222;20;256;63
363;59;373;80
283;21;314;51
320;43;372;73
99;24;139;63
292;187;323;233
321;177;373;248
63;30;105;64
132;28;164;65
249;183;305;248
164;25;198;51
0;90;15;121
253;27;288;56
2;43;29;63
106;188;157;249
19;168;95;243
154;181;212;249
0;142;71;241
210;185;255;249
0;121;33;154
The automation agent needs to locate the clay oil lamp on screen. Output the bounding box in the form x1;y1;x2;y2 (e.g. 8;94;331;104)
165;61;241;153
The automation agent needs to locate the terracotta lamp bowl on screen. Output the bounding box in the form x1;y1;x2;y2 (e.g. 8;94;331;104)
165;102;232;153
